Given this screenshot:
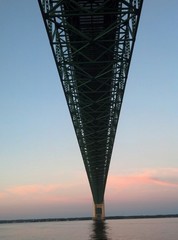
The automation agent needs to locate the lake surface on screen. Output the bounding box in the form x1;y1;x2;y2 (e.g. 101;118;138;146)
0;218;178;240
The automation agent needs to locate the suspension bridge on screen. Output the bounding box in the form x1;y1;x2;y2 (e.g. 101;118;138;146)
38;0;143;220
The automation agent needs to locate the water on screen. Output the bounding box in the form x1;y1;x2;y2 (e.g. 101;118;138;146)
0;218;178;240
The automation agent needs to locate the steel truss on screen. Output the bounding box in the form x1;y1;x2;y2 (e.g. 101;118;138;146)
38;0;143;204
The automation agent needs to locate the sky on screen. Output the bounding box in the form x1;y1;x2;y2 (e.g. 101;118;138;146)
0;0;178;220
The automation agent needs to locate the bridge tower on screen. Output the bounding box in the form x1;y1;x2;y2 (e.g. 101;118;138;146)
38;0;143;220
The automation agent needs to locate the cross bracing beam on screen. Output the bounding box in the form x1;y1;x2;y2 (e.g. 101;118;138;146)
38;0;143;206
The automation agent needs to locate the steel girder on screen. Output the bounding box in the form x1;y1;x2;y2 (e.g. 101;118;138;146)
38;0;143;204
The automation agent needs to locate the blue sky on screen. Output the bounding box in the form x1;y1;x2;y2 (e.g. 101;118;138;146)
0;0;178;220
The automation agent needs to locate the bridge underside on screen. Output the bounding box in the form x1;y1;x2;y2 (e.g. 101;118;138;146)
38;0;143;218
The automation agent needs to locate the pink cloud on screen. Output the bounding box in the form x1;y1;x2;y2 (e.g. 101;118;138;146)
7;184;62;196
1;168;178;205
1;168;178;219
0;181;92;219
0;192;7;200
0;180;91;207
107;168;178;189
105;167;178;204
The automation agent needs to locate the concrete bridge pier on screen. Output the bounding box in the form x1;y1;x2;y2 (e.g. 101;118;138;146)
93;202;105;221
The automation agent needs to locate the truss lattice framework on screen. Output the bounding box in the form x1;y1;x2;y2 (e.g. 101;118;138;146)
38;0;143;204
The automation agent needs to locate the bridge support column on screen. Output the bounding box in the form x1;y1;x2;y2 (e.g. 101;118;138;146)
93;202;105;221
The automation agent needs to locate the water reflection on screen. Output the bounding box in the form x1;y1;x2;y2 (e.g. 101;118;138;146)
89;221;111;240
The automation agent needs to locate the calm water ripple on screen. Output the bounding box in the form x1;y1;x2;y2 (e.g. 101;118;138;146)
89;221;111;240
0;218;178;240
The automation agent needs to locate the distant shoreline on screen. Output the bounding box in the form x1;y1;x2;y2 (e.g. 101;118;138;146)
1;214;178;224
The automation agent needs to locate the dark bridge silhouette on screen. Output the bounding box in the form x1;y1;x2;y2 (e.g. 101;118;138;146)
38;0;143;220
